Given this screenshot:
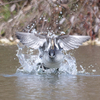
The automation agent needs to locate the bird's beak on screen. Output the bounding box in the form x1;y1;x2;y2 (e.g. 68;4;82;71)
50;53;54;57
49;52;55;58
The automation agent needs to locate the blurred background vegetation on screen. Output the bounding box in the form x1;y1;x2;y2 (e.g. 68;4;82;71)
0;0;100;43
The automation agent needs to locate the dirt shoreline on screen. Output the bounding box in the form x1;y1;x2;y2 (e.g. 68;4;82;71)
0;37;100;46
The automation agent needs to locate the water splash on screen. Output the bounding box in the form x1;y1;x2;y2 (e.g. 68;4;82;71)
78;64;97;75
60;53;77;75
16;43;38;74
16;42;78;75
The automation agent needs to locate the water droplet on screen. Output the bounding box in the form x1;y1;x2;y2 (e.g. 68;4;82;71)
92;69;96;72
59;27;61;29
60;12;62;14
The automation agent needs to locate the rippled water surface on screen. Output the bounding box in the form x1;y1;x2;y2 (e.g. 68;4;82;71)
0;45;100;100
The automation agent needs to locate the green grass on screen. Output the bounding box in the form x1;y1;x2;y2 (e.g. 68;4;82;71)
1;29;5;35
1;4;11;21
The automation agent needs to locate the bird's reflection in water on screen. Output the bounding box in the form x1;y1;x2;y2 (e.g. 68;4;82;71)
15;73;78;100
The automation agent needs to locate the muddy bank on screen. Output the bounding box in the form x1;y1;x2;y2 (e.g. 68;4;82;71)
0;37;100;47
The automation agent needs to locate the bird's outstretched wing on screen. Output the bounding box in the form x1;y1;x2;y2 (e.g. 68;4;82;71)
16;32;47;49
57;35;90;51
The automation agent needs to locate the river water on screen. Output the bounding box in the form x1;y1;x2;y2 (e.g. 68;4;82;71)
0;45;100;100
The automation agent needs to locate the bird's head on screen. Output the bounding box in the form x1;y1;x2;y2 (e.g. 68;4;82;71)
49;49;55;59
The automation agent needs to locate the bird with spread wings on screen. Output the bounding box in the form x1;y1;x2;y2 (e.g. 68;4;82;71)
16;32;90;70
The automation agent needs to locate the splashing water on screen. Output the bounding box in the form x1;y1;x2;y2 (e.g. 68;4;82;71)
16;42;78;75
61;53;77;75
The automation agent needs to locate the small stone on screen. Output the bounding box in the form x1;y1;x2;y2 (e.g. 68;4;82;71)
9;36;14;42
15;39;20;43
0;38;10;43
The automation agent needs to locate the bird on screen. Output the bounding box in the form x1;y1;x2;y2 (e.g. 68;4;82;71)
16;32;90;71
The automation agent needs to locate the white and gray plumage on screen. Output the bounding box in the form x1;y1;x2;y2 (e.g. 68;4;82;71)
16;32;90;69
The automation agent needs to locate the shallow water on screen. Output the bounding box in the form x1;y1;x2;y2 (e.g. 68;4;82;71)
0;45;100;100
